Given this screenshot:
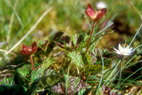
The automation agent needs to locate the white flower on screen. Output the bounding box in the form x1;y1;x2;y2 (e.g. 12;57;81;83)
96;1;107;9
113;44;135;56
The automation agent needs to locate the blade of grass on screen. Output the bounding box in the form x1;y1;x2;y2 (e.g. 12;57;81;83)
96;49;105;94
0;49;16;55
94;21;113;37
98;49;104;88
127;0;142;20
5;0;23;28
105;55;136;86
7;0;19;45
104;60;122;86
133;74;142;81
128;24;142;47
4;7;52;56
116;67;142;88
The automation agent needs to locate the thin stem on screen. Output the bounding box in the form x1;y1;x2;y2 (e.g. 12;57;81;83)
128;24;142;47
86;22;95;52
30;55;35;70
117;61;122;89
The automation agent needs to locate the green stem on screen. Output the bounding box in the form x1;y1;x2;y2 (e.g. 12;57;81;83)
105;60;122;85
117;61;122;89
128;24;142;47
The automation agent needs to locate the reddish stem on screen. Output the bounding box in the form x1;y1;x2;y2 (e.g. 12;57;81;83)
30;54;35;70
86;22;95;52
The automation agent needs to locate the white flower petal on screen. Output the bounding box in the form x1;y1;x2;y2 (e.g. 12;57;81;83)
113;44;135;56
113;47;119;52
118;44;124;51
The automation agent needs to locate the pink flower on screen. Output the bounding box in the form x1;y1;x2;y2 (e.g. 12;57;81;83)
21;41;37;55
85;4;107;21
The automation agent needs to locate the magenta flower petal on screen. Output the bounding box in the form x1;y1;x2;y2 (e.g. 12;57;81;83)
85;4;107;21
21;42;37;55
85;4;95;17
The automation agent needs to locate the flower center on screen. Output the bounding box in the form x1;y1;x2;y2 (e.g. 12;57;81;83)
90;11;101;20
27;48;32;52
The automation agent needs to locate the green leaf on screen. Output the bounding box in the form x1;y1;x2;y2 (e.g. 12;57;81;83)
17;65;30;78
31;58;54;82
0;77;14;85
68;51;84;67
78;88;86;95
81;53;92;64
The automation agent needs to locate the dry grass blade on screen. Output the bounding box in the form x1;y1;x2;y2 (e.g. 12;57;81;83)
4;7;53;56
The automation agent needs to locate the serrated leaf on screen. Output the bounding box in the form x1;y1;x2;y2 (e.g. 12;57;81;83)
31;58;54;82
81;53;92;64
0;77;14;85
17;65;30;77
68;51;84;67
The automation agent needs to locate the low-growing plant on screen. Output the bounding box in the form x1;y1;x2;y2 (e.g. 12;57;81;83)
0;0;142;95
